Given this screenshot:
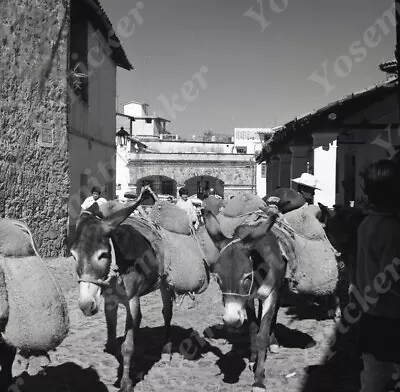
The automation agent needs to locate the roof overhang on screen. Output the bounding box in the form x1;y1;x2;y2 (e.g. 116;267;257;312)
83;0;133;71
256;77;398;163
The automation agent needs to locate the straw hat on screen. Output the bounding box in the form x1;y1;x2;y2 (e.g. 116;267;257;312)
292;173;321;190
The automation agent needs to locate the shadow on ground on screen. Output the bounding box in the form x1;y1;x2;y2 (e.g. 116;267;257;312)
281;290;335;321
111;324;219;388
204;320;316;385
15;363;108;392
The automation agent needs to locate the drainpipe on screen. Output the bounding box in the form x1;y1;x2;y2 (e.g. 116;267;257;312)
396;0;400;119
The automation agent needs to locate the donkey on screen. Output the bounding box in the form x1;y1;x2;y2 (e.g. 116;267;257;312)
318;203;366;293
70;190;176;392
203;210;286;392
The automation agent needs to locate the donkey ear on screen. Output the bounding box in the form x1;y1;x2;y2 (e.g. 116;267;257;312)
203;210;228;247
235;214;277;245
317;202;333;222
104;199;142;229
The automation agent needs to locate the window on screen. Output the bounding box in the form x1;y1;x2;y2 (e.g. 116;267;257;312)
80;173;88;203
70;1;89;103
236;146;247;154
261;163;267;178
38;125;54;147
107;169;114;199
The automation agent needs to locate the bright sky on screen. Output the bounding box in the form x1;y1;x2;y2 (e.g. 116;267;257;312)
100;0;396;137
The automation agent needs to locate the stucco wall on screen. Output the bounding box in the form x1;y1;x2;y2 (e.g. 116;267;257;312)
68;136;116;228
143;140;234;154
0;0;70;256
68;21;117;233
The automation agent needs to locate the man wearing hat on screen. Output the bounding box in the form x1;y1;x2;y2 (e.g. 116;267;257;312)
292;173;321;205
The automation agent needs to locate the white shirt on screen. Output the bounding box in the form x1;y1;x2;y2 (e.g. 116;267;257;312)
81;196;107;210
176;198;199;227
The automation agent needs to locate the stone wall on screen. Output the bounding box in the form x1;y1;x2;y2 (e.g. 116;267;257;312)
0;0;70;256
129;159;255;198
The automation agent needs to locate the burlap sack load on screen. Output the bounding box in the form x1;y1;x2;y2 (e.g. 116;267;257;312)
0;219;35;257
0;256;69;353
150;201;191;235
193;226;220;269
125;216;211;294
277;204;339;296
159;228;209;295
0;219;69;354
217;192;268;238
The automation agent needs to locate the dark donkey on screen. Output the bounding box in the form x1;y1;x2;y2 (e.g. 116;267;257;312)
70;188;175;392
318;203;366;310
203;210;286;392
318;203;366;287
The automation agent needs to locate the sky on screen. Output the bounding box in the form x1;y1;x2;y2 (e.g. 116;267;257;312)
100;0;397;138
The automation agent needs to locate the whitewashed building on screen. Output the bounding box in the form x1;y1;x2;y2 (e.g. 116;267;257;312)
234;128;274;196
257;70;398;208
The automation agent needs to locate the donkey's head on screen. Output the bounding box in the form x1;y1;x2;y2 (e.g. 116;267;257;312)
204;210;278;328
70;191;147;316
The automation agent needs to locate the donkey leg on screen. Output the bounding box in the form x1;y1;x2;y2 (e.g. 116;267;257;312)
252;290;279;392
269;292;281;354
246;299;258;371
120;296;140;392
104;290;119;356
160;283;173;362
0;266;8;333
0;340;16;391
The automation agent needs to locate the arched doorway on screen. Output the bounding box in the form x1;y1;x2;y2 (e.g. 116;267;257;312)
184;176;224;199
137;175;177;204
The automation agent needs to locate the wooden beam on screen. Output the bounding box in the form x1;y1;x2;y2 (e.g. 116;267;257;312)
324;123;400;130
117;112;136;121
396;0;400;121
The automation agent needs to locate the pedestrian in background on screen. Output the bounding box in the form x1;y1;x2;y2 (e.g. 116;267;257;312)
291;173;321;205
81;186;107;210
355;159;400;392
176;187;199;230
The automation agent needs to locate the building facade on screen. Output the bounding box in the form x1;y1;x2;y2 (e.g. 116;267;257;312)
116;103;261;201
257;74;398;209
0;0;132;256
234;128;273;196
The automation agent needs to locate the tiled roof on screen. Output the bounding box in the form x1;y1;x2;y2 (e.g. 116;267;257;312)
256;77;398;163
84;0;133;70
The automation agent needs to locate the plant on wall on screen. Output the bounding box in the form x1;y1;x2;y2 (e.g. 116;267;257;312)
69;63;88;95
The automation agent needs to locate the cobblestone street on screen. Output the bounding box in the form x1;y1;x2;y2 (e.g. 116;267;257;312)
10;258;360;392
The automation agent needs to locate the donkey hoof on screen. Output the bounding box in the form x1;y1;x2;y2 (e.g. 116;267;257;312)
161;352;172;362
252;384;266;392
269;344;280;354
119;380;134;392
119;387;134;392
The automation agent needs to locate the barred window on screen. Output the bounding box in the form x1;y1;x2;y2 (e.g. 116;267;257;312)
236;146;247;154
261;163;267;178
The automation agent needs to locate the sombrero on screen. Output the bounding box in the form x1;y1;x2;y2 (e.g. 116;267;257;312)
292;173;321;190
